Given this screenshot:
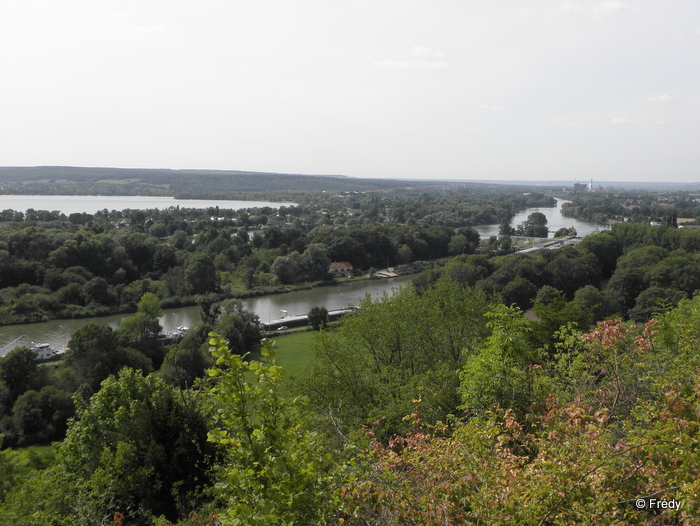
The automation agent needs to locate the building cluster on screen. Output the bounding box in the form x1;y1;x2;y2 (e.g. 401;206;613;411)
573;179;594;193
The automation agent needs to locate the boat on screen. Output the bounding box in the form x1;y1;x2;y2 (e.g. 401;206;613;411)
168;326;189;342
31;343;65;362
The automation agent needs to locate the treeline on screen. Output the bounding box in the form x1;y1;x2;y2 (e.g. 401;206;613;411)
561;190;700;224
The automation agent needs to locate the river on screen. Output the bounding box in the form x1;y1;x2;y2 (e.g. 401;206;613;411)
0;275;414;356
0;195;296;215
474;198;607;238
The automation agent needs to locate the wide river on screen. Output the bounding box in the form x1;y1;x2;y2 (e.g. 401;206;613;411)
0;195;295;215
474;198;606;239
0;275;413;355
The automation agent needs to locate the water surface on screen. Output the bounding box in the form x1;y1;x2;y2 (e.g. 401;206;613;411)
474;198;607;238
0;195;295;215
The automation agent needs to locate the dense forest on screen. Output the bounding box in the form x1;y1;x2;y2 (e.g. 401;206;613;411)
2;182;700;524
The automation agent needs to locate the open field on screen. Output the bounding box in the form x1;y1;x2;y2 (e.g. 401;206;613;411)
267;330;316;380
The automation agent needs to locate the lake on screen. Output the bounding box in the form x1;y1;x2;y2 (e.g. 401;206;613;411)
0;195;296;215
474;198;607;238
0;275;414;355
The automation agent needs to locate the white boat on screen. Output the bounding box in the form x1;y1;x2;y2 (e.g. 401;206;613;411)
31;343;63;362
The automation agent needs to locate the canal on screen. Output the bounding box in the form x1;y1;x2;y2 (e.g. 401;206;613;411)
0;275;414;355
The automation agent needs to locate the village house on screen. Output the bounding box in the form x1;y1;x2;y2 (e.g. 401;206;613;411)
329;261;353;277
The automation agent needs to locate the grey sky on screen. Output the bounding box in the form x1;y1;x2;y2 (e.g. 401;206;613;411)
1;1;698;182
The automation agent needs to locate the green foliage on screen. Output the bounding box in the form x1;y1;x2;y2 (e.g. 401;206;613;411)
460;304;548;419
500;275;537;310
0;444;64;525
159;344;213;389
297;278;492;439
606;245;669;314
534;284;560;306
441;254;494;287
0;346;41;401
83;276;114;305
214;299;261;355
340;297;700;524
553;226;576;237
56;368;217;525
136;291;162;318
546;248;601;298
628;286;686;322
530;289;593;353
115;293;165;368
448;233;469;256
4;386;74;447
115;311;162;347
207;336;339;525
66;323;152;392
648;250;700;294
651;295;700;387
271;244;331;284
516;212;549;237
307;305;328;331
186;253;219;294
576;230;622;278
572;284;611;321
9;187;700;523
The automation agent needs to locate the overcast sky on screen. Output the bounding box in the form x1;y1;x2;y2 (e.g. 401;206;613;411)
1;1;698;182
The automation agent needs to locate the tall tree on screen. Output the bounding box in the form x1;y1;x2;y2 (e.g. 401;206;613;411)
517;212;549;237
66;324;151;391
0;347;40;402
185;253;218;294
307;306;328;331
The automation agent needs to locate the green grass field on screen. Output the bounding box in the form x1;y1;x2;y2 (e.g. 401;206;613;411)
244;330;318;396
266;330;317;380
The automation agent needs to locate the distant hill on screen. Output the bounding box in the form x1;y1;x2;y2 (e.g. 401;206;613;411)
0;166;561;198
0;166;440;196
2;167;697;197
